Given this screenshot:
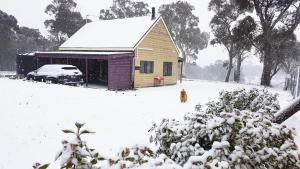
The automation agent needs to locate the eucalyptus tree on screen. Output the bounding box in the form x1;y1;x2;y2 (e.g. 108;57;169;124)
159;1;209;64
209;0;254;82
0;10;18;70
44;0;85;46
235;0;300;86
232;16;256;82
16;27;54;53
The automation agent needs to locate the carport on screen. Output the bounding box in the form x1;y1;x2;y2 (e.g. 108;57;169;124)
30;51;134;90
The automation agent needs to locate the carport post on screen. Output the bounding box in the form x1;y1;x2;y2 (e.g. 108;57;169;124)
85;57;88;87
36;57;39;69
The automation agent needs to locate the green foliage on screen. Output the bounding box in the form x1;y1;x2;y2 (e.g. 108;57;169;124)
55;122;100;169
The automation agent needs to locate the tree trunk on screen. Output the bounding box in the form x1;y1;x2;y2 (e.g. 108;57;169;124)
178;44;187;64
234;55;242;82
261;31;273;86
225;56;233;82
178;45;187;75
261;53;273;86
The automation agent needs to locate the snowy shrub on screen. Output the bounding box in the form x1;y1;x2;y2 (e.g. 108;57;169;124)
107;145;155;168
150;88;300;168
205;88;280;117
36;122;180;169
101;145;181;169
54;122;103;169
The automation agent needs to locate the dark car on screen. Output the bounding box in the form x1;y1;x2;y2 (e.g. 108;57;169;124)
27;64;84;85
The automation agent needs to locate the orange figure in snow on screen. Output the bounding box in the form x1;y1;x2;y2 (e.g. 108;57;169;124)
180;89;188;103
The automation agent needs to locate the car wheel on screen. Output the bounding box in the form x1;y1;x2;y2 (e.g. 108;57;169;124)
46;77;57;84
45;79;51;84
27;76;33;81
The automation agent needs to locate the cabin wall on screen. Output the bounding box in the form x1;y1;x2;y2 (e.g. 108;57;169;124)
134;19;179;88
108;55;133;90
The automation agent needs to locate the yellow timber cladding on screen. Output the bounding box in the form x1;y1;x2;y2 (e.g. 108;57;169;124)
134;19;179;88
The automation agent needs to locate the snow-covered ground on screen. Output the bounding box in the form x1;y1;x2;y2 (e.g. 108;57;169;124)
0;78;298;169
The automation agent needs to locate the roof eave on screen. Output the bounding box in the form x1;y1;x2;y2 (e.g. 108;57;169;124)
59;47;135;52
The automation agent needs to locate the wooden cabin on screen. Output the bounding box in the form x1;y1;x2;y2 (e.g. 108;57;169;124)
17;9;181;90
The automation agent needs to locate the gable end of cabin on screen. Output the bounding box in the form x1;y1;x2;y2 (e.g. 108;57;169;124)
133;18;179;88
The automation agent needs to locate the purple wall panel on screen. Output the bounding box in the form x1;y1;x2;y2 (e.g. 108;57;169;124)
108;56;133;90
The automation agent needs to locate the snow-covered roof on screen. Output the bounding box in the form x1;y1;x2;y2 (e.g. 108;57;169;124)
59;16;160;51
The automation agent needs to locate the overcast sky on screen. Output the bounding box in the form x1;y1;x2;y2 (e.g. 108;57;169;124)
0;0;299;67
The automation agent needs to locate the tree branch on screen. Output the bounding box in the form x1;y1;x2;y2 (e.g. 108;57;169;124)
271;0;295;29
275;96;300;123
253;0;266;28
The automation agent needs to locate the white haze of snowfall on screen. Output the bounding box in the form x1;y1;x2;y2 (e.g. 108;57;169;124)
2;0;299;67
185;60;287;87
0;78;299;169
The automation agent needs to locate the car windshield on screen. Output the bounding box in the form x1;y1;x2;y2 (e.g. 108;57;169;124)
62;67;77;70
